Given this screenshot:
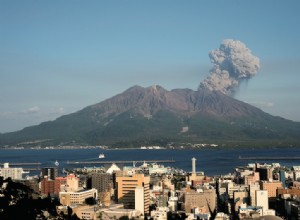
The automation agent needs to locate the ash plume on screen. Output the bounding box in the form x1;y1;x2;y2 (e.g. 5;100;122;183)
199;39;260;95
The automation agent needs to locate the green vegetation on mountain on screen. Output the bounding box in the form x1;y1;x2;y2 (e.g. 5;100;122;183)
1;85;300;148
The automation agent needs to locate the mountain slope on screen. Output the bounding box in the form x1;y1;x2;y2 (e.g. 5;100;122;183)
1;85;300;147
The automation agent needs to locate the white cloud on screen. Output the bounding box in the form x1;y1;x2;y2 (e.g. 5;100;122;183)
21;106;41;114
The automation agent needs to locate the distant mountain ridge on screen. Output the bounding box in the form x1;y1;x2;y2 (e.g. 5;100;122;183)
1;85;300;147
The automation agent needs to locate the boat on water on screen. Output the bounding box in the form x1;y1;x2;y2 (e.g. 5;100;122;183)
99;153;105;159
54;160;59;166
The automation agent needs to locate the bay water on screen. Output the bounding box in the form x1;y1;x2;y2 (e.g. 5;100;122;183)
1;147;300;176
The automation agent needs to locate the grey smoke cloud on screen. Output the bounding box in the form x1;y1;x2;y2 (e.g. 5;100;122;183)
199;39;260;95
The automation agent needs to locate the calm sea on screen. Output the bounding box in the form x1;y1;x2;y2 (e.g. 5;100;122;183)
1;147;300;176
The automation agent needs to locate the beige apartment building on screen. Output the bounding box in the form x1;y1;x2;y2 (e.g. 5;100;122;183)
184;188;216;214
260;181;283;198
115;173;150;214
59;188;98;206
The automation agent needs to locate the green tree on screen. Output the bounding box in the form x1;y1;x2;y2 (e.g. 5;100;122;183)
0;177;60;219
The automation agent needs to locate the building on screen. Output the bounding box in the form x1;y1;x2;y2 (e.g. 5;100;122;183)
256;165;273;181
148;164;168;175
244;172;260;185
227;182;248;199
86;172;112;206
150;207;169;220
55;176;67;194
59;188;98;206
40;177;56;196
115;173;150;214
279;170;286;188
168;191;178;211
65;173;79;191
0;163;24;180
249;183;260;206
291;204;300;220
186;157;206;185
238;203;263;219
184;188;216;214
72;206;97;220
106;163;121;175
41;174;80;197
260;181;283;198
98;207;142;220
277;188;300;197
233;191;248;212
256;190;269;213
87;173;112;192
292;166;300;181
135;187;145;215
41;167;58;180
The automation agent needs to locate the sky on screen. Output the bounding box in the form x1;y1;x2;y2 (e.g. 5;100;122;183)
1;0;300;133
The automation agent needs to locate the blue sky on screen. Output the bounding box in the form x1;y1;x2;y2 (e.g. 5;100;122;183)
1;0;300;133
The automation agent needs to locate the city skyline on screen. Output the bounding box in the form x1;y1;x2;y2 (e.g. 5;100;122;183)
1;0;300;133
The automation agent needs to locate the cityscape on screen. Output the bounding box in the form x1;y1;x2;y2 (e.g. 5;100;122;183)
1;152;300;220
1;1;300;220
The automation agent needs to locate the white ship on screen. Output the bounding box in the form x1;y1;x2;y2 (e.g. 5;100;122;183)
99;153;105;159
54;160;59;166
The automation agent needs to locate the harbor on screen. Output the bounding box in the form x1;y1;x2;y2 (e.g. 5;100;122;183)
66;159;175;167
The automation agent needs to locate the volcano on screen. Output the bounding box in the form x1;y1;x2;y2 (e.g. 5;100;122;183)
1;85;300;148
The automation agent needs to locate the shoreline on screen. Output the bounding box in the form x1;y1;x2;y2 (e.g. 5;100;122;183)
1;145;299;151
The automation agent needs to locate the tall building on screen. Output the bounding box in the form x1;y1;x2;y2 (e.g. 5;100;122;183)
116;173;150;214
41;167;58;180
292;166;300;181
279;170;286;188
260;181;283;198
249;183;260;206
86;173;112;206
40;177;56;196
256;190;269;212
65;173;79;191
135;187;145;215
244;172;260;185
41;174;78;197
55;176;67;194
255;164;273;181
184;188;216;214
0;163;24;180
87;173;112;192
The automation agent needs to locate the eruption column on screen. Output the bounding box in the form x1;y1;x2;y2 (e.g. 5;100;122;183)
199;39;260;96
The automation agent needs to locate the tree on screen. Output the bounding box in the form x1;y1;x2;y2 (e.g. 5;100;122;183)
85;196;97;205
0;178;60;219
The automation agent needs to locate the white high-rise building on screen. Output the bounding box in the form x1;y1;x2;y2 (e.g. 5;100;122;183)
0;163;24;180
135;187;145;216
256;190;269;212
